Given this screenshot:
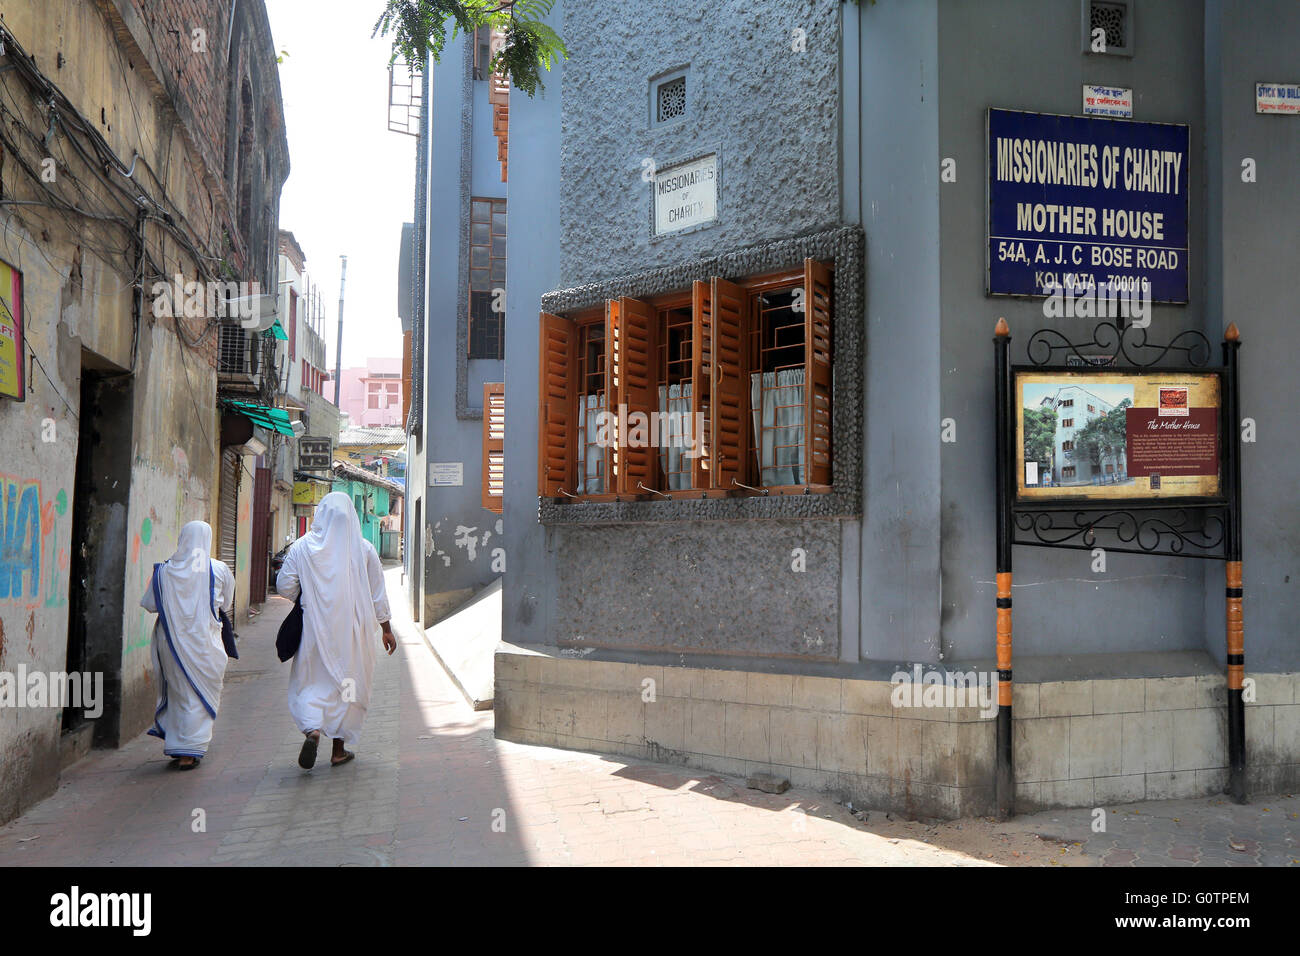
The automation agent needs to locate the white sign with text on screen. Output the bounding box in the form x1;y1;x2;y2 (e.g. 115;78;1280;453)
430;462;463;487
653;154;718;236
1083;85;1133;118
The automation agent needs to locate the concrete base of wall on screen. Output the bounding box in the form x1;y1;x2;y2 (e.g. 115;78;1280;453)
58;723;95;772
0;723;60;828
424;587;474;626
494;645;1300;820
422;580;501;710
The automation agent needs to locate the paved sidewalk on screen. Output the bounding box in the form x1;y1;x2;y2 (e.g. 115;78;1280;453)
0;568;1294;866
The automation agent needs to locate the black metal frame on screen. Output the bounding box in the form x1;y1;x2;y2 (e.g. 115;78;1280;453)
994;320;1246;818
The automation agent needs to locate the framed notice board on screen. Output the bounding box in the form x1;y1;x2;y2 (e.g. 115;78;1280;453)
1015;368;1222;502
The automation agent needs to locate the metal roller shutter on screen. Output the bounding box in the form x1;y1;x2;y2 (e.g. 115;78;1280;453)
219;448;240;568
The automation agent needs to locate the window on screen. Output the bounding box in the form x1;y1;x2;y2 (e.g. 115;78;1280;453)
469;198;507;360
1062;418;1074;428
1062;440;1074;452
1059;398;1074;408
481;383;505;512
538;258;833;499
1062;466;1077;479
1087;404;1096;413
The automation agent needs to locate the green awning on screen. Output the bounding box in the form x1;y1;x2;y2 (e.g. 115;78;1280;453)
264;319;289;341
224;399;295;437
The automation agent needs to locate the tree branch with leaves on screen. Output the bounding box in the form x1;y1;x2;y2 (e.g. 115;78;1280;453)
373;0;566;96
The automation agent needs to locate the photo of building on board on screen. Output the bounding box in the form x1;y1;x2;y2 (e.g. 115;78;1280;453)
1021;382;1133;487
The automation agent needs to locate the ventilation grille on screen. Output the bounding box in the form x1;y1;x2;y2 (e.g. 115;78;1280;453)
1090;1;1127;50
656;76;686;123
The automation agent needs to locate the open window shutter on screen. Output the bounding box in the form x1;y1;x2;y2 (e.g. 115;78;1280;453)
690;281;712;490
537;311;575;496
709;276;747;489
616;296;657;495
803;258;833;485
603;298;621;493
482;382;505;512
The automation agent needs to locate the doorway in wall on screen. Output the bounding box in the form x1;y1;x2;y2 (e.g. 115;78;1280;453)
65;352;133;745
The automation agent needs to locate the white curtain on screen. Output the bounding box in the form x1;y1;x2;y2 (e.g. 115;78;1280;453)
750;368;806;486
576;393;605;494
657;383;693;490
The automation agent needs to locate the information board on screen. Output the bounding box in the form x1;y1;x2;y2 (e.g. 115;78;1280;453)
1015;369;1221;501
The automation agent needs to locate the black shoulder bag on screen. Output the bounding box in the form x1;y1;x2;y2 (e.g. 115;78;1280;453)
210;562;239;659
276;595;303;663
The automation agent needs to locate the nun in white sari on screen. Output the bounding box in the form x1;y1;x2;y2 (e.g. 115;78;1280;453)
140;521;235;769
276;492;395;769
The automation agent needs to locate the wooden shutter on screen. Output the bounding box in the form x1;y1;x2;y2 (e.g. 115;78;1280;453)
690;281;712;490
537;312;575;496
482;382;505;512
616;296;657;495
709;277;747;489
804;258;833;485
602;298;621;494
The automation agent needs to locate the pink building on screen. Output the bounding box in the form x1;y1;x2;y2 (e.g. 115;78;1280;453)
338;357;405;426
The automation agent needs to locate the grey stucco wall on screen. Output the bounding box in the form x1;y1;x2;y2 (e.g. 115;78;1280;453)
516;0;857;660
552;519;841;658
857;0;944;665
504;0;1298;680
423;32;507;601
1202;0;1300;672
558;0;841;286
503;2;566;647
936;0;1212;663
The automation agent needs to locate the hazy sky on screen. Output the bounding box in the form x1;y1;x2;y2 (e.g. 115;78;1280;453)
265;0;416;371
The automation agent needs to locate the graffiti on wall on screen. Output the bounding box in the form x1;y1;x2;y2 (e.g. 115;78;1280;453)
1;476;43;604
41;489;68;608
2;476;72;610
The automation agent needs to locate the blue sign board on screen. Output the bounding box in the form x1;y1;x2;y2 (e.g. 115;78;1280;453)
987;108;1189;303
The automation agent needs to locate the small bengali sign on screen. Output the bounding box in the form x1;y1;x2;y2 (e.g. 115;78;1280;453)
1083;84;1133;118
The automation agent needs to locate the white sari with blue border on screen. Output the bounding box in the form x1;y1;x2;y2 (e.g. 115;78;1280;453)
140;521;233;758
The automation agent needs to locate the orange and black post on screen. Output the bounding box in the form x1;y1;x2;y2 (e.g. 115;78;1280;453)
1223;323;1246;803
993;318;1015;818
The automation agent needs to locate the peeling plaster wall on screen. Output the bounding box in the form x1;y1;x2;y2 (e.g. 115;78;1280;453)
0;0;238;823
